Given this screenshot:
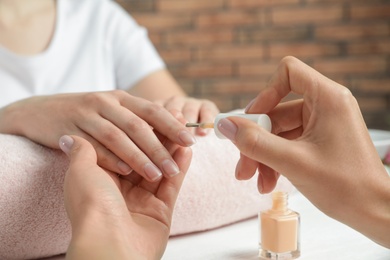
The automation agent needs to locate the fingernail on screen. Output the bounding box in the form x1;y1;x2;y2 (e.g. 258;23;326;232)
198;128;210;136
258;172;264;194
245;99;255;113
162;159;180;177
117;161;133;175
59;135;74;155
235;160;242;180
179;130;197;146
144;163;163;182
217;118;238;141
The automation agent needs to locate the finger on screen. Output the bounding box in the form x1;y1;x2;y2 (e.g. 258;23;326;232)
235;154;258;180
120;171;144;187
258;164;280;194
168;108;187;126
236;154;280;194
72;129;134;176
181;98;202;123
162;96;186;118
217;117;305;180
59;135;97;169
245;56;334;114
60;135;127;221
268;99;303;135
118;93;196;147
195;100;219;136
80;111;183;182
137;140;182;194
156;146;192;210
197;100;219;123
278;126;303;140
179;98;202;135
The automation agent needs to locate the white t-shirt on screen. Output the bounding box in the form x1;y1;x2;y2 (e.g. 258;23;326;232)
0;0;165;107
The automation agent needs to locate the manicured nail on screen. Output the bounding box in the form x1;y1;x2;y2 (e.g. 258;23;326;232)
117;161;133;175
198;128;210;136
235;159;242;180
217;118;238;141
144;163;163;182
59;135;74;155
245;98;255;112
162;159;180;177
179;130;197;146
258;172;264;194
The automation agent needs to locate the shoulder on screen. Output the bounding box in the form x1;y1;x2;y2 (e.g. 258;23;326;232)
60;0;131;23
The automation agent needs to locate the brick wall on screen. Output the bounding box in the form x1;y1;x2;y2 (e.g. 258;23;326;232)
117;0;390;130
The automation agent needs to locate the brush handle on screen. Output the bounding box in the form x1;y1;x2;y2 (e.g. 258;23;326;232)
214;113;272;139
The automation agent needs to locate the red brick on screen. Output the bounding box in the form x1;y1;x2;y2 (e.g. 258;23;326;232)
228;0;300;8
351;3;390;20
196;11;263;28
237;27;310;43
196;45;265;62
208;96;236;112
312;57;387;75
347;40;390;55
156;0;224;12
356;96;388;111
116;0;390;130
351;79;390;93
176;79;197;95
132;14;193;31
238;60;280;78
305;0;358;2
148;32;162;46
271;5;344;25
158;48;192;64
170;62;233;78
315;23;390;40
165;30;233;46
269;43;340;59
116;0;154;12
199;79;268;94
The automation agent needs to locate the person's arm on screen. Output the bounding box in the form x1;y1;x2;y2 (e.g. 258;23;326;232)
127;69;186;101
216;56;390;248
59;134;192;259
127;69;220;136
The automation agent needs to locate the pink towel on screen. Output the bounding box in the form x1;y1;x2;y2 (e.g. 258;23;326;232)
0;133;294;259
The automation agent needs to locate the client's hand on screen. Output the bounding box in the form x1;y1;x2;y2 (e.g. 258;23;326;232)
60;135;192;259
0;91;196;182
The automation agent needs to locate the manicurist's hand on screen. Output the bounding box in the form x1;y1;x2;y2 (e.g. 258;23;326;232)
217;56;390;248
60;135;192;259
155;96;220;136
0;90;196;181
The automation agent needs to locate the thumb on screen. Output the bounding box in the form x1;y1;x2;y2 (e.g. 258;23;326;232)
217;117;302;177
59;135;97;167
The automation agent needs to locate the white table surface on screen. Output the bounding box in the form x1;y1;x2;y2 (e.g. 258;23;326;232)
163;191;390;260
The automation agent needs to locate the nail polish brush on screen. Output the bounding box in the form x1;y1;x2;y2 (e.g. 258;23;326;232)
186;113;272;139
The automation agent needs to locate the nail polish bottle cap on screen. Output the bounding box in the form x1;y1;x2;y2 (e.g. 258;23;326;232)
214;113;272;139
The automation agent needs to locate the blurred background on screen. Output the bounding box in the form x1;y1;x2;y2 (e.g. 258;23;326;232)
117;0;390;130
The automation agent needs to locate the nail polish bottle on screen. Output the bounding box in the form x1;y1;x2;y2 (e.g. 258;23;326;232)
259;191;300;259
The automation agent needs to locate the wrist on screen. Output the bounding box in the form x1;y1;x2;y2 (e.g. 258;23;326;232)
349;172;390;248
0;102;21;134
67;210;145;259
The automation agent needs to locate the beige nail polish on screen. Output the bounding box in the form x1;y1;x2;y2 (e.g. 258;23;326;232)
259;191;300;259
